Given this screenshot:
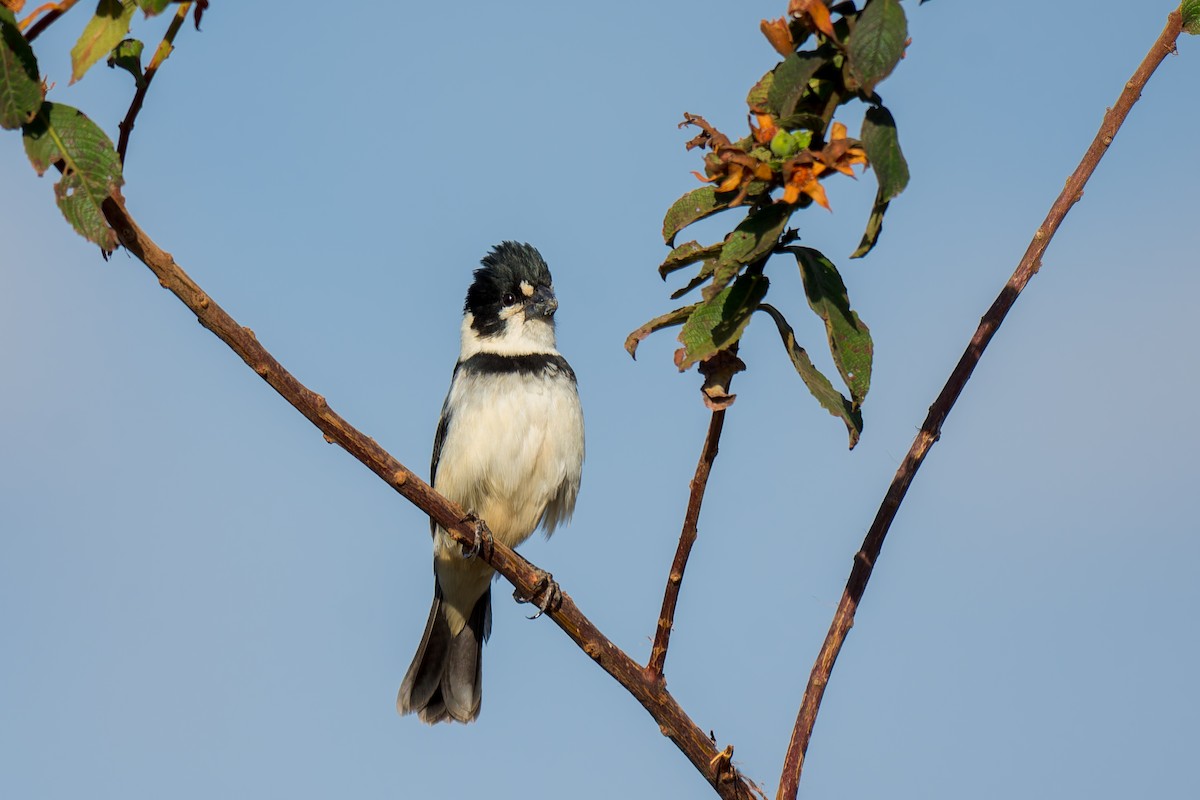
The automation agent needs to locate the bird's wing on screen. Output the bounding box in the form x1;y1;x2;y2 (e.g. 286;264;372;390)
428;364;459;536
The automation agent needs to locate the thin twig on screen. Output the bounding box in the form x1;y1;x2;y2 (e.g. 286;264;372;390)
116;1;190;163
775;10;1185;800
99;194;760;800
648;407;727;679
22;0;78;41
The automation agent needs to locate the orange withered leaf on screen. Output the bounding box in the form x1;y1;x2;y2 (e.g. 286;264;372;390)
788;0;836;40
717;164;746;193
760;16;794;56
782;164;830;210
820;120;869;176
751;113;779;144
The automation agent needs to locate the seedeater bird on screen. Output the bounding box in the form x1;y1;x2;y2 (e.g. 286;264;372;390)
397;242;585;724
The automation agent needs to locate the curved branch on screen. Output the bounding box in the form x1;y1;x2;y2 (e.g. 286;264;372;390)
99;194;761;800
776;10;1186;800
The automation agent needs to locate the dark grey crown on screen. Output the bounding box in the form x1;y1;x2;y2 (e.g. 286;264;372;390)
465;242;554;336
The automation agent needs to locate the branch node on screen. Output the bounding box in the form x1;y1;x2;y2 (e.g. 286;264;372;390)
709;744;735;782
391;469;408;487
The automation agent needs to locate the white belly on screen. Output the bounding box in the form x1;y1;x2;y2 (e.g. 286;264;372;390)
433;367;584;550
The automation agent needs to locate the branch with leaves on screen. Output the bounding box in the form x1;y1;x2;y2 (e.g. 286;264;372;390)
632;0;917;737
628;0;919;448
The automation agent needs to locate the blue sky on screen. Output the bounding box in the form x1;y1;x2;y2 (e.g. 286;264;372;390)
2;1;1198;797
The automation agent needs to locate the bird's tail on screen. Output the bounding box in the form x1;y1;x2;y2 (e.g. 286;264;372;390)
397;582;491;724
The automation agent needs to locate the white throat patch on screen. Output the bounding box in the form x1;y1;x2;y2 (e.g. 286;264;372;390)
460;311;558;358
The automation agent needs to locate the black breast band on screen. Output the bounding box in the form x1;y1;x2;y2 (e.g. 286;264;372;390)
457;352;576;382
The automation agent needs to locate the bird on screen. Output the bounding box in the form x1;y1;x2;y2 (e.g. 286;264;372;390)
397;241;585;724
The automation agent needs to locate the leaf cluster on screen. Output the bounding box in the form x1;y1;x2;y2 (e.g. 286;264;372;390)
628;0;916;448
0;1;202;248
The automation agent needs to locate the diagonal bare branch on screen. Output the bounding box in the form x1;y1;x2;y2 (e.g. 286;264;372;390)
775;10;1187;800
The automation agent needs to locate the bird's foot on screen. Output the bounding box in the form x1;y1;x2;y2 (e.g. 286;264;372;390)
513;569;561;620
460;514;493;560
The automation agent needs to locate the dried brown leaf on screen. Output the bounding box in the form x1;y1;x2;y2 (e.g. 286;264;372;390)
760;16;794;56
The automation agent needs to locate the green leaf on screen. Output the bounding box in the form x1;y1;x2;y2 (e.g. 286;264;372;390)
625;304;697;359
759;303;863;449
670;259;717;300
1184;0;1200;35
747;68;774;112
846;0;907;96
659;240;723;278
23;102;125;249
788;247;872;406
850;104;907;258
0;7;43;130
677;273;769;370
662;186;730;246
106;38;145;88
136;0;176;15
71;0;136;85
850;187;888;259
777;112;826;133
766;51;825;118
861;105;908;203
717;203;791;270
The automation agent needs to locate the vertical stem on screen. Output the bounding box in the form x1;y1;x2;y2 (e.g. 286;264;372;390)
648;407;727;679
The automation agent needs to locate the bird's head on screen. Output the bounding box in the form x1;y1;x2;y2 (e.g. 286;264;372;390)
462;242;559;356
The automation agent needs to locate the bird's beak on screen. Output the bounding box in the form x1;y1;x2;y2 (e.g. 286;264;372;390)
526;286;558;320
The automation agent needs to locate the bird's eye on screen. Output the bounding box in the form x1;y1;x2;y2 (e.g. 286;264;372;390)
501;292;517;306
